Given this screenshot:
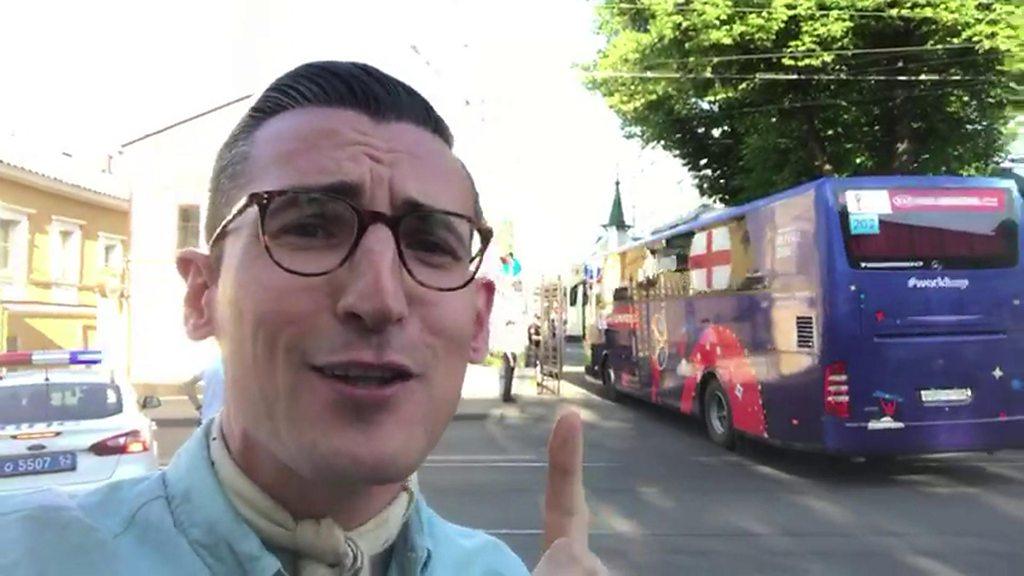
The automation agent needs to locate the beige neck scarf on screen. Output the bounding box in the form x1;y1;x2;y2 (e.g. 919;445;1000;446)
209;416;416;576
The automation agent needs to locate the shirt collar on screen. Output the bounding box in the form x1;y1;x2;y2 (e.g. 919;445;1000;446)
387;498;432;576
163;418;284;576
164;419;433;576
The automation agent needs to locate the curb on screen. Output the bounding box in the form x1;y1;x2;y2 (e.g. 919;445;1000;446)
153;417;200;427
133;384;186;397
452;411;491;421
453;397;504;421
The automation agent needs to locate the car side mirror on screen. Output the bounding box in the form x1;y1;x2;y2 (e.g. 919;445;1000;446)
140;395;162;410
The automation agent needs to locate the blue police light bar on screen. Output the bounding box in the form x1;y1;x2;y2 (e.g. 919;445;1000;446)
0;349;103;367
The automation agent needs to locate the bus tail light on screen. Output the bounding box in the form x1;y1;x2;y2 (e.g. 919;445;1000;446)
824;362;850;419
89;430;150;456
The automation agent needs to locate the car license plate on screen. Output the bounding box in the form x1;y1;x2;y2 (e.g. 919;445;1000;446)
0;452;77;478
920;388;972;404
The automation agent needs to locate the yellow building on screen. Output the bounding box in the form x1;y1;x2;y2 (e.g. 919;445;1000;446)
0;155;129;367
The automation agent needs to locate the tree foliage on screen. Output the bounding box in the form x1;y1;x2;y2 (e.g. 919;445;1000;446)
586;0;1024;205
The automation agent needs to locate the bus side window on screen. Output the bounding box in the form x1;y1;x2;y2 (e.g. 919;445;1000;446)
665;233;693;271
647;232;694;296
613;286;631;302
732;220;768;292
569;284;580;307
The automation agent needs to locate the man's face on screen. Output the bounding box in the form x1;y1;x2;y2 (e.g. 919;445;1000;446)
208;108;492;484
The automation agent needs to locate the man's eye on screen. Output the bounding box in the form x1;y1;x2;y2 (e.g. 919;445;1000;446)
281;221;335;239
406;235;462;259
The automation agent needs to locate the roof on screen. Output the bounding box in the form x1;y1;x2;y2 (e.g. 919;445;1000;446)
649;203;723;236
604;179;629;229
0;138;129;208
614;174;1020;256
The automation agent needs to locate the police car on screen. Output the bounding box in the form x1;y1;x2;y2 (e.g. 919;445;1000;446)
0;350;160;494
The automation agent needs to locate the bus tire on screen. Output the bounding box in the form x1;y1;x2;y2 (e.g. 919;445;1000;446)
703;379;736;450
601;359;622;403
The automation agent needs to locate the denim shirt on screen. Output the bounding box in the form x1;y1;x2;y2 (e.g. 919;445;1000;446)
0;419;530;576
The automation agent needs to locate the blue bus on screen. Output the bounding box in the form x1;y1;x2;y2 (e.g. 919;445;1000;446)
588;176;1024;455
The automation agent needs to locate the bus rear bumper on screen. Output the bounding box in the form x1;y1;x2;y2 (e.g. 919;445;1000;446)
823;415;1024;456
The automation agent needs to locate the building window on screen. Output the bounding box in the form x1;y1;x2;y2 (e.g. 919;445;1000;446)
177;205;200;250
97;234;125;272
0;219;15;272
50;218;83;285
0;206;31;283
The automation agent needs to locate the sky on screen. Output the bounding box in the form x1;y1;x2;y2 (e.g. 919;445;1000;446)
0;0;702;278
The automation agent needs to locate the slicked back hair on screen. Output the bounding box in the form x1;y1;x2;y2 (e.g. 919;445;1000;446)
206;61;481;245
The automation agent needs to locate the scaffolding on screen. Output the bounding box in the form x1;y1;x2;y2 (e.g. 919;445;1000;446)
536;279;564;395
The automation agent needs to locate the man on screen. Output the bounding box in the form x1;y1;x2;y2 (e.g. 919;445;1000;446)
0;61;606;575
182;354;225;422
500;252;522;277
525;313;543;383
491;262;527;403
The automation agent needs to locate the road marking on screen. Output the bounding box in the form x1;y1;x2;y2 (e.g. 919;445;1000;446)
486;529;620;536
427;454;535;461
424;461;620;468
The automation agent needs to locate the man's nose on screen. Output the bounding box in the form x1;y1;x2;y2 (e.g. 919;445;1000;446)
332;224;409;330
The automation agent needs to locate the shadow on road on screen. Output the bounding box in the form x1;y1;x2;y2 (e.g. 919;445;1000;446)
560;367;1022;489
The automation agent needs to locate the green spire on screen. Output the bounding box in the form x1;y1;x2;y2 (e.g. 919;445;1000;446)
605;177;629;229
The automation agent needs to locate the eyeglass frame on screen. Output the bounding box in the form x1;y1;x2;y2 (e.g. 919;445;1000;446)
207;189;494;292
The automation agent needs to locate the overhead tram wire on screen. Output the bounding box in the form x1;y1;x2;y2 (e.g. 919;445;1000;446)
850;53;1013;74
607;80;990;121
642;43;988;65
691;80;990;116
584;70;996;82
593;2;991;20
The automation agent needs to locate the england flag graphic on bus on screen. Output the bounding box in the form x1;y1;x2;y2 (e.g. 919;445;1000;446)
689;226;732;292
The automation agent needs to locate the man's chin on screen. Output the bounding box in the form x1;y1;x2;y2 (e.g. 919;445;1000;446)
306;445;424;485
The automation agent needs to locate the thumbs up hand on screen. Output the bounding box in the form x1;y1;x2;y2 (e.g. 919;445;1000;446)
532;410;609;576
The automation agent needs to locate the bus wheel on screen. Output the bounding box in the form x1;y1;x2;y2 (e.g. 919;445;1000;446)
703;380;735;450
601;360;622;403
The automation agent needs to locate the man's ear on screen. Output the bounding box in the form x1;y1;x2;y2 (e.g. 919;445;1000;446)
176;249;218;341
468;277;496;363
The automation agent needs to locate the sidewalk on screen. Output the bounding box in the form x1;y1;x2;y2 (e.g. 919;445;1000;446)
455;363;504;420
455;362;598;420
455;362;552;420
140;362;553;422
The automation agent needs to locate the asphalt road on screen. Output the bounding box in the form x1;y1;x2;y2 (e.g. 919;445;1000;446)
152;345;1024;575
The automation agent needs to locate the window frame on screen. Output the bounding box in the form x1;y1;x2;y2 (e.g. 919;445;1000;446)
96;232;126;273
0;204;32;286
177;204;201;250
50;216;84;286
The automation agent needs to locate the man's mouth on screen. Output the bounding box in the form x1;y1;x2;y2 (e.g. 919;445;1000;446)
311;362;415;388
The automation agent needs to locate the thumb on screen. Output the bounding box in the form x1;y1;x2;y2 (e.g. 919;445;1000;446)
543;409;589;552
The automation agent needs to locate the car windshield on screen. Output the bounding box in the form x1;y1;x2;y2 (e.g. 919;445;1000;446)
0;382;123;425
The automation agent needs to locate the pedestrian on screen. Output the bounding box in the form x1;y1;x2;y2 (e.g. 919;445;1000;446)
491;280;525;404
526;314;542;368
0;61;606;576
182;354;225;423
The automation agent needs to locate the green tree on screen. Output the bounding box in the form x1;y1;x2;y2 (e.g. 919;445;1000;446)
586;0;1024;205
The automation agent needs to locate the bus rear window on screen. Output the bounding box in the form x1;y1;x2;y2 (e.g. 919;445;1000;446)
838;187;1018;270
